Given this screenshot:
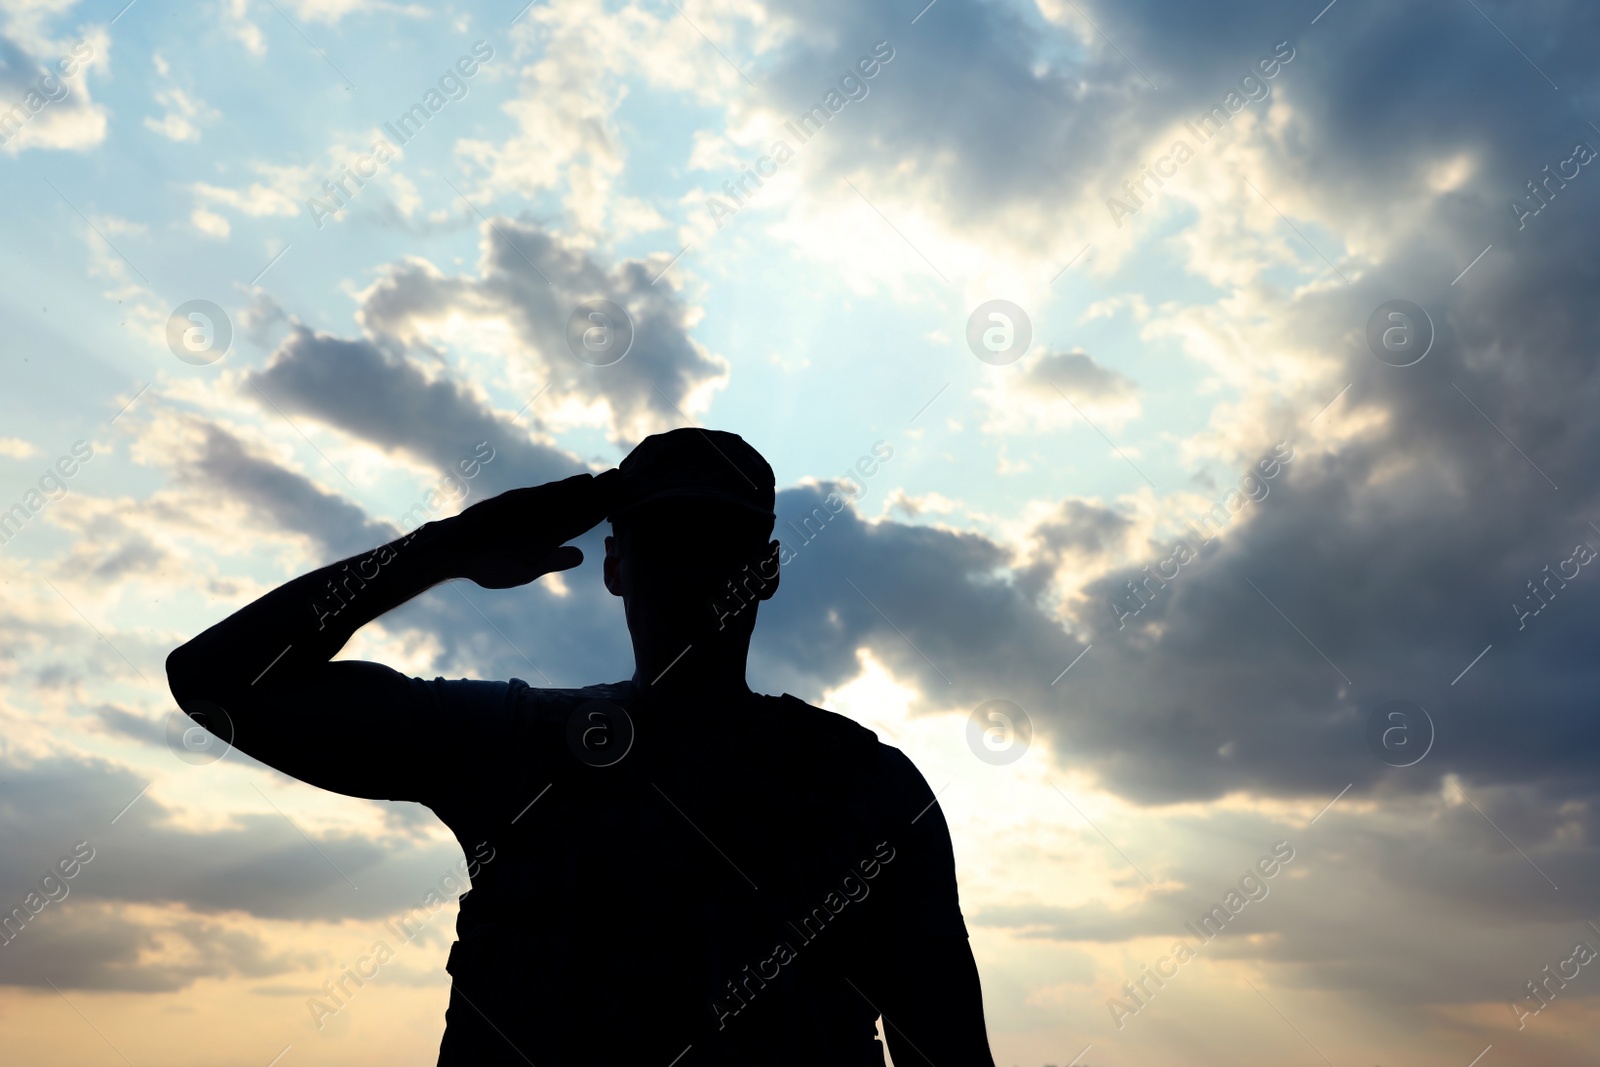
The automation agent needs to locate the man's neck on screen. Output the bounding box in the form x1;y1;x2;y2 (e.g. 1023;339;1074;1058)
629;664;754;709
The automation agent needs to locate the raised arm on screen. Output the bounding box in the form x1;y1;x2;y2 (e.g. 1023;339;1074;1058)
165;471;614;797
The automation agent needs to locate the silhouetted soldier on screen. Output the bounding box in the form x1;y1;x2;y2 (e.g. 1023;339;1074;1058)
167;428;995;1065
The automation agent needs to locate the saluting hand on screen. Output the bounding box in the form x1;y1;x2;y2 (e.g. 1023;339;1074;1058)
441;469;620;589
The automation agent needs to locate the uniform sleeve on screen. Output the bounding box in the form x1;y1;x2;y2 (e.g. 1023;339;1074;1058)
399;675;530;809
872;745;970;940
212;657;526;806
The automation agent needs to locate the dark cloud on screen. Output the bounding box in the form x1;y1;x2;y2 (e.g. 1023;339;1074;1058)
0;903;317;992
1049;225;1600;805
1029;499;1133;559
245;326;583;500
747;0;1600;256
752;481;1081;706
90;703;163;746
746;0;1156;230
83;536;166;582
156;411;633;686
179;422;398;559
0;751;488;992
247;218;726;466
965;790;1600;1015
694;0;1600;822
1019;349;1139;405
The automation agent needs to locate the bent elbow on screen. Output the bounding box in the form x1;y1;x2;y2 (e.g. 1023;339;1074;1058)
166;642;217;710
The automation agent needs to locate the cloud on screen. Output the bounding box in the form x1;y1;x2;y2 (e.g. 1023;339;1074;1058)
0;751;482;937
224;0;267;56
459;0;734;236
0;30;107;155
1022;350;1139;407
120;407;629;688
247;324;586;497
979;348;1144;436
187;164;308;231
1011;497;1136;605
0;901;317;992
143;52;218;142
754;482;1081;708
250;217;728;451
964;788;1600;1014
597;3;1600;864
177;420;399;559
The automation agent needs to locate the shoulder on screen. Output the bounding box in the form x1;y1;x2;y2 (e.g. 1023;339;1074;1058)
757;691;880;756
774;696;937;817
756;694;931;801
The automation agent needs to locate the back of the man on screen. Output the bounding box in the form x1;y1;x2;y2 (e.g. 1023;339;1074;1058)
421;678;966;1065
165;448;994;1064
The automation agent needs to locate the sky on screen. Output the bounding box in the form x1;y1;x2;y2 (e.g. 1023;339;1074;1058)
2;0;1599;1063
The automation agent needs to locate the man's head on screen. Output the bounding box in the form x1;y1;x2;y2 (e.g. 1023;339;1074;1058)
601;430;780;668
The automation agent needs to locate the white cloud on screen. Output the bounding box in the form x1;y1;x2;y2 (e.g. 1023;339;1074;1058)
143;52;219;142
0;437;39;458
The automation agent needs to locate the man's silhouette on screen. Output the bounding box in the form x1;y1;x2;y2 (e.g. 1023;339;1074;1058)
167;428;995;1066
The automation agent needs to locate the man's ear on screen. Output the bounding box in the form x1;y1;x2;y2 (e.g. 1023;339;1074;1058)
755;539;781;601
602;534;623;597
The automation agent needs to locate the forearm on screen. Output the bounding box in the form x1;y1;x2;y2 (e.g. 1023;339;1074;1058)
167;519;462;704
160;471;606;796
